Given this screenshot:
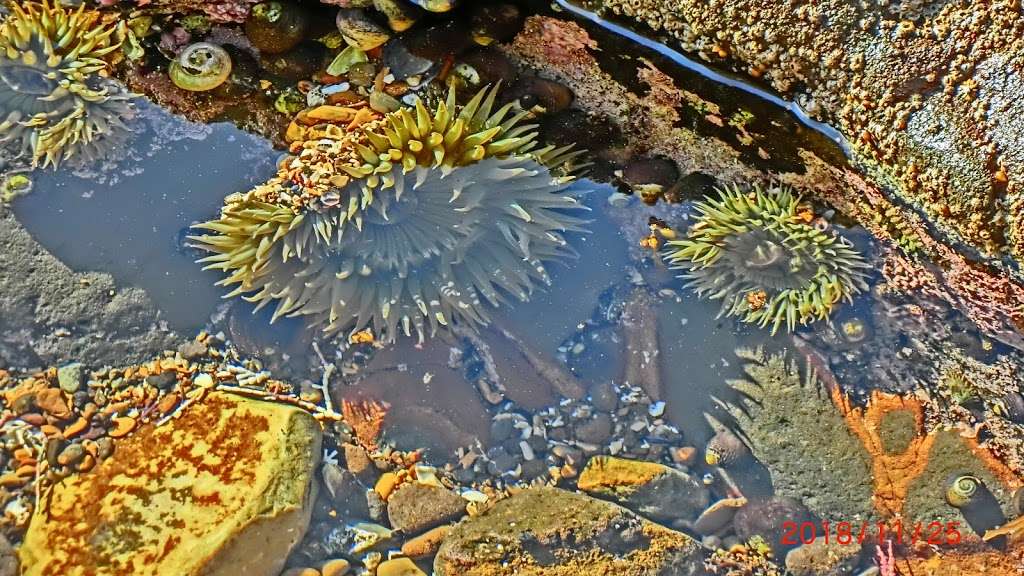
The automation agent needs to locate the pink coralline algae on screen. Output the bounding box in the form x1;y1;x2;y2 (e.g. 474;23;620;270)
111;0;260;23
511;16;599;67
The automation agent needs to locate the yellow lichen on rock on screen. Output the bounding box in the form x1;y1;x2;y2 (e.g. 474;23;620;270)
19;391;322;576
577;456;666;494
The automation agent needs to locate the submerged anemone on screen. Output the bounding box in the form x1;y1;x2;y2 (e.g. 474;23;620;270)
665;184;869;334
0;0;132;167
191;86;588;343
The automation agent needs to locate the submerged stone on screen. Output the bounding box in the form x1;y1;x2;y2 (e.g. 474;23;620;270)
577;455;709;523
19;392;322;576
434;487;702;575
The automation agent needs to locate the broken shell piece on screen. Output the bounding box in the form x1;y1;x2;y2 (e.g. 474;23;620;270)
694;496;747;535
460;489;488;503
349;522;393;554
108;416;137;438
413;465;444;488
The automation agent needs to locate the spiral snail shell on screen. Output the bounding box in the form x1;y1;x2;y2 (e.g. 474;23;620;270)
705;429;748;467
945;474;982;508
169;43;233;92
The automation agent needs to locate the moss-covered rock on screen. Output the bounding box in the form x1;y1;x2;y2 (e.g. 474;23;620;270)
718;348;875;523
19;391;322;576
578;456;709;523
904;429;1014;530
433;487;703;575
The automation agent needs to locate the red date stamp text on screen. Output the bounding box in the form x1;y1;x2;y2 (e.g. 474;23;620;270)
781;520;962;546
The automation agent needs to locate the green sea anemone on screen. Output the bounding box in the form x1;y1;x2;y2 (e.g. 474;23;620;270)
0;0;132;167
191;86;587;343
665;184;869;334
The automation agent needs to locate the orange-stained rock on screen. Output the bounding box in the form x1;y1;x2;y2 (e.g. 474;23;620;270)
19;391;322;576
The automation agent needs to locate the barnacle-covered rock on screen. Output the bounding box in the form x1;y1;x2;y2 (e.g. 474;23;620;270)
0;0;133;167
191;86;588;344
666;184;869;334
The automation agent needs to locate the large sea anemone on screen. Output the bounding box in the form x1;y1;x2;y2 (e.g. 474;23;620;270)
191;86;588;343
665;184;869;334
0;0;132;167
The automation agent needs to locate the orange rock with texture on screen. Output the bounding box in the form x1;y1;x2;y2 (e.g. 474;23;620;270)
19;391;322;576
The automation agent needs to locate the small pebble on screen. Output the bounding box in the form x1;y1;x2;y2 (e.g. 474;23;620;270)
376;557;426;576
320;558;351;576
57;363;84;394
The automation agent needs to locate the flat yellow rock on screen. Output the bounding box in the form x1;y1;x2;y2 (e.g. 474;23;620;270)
20;391;322;576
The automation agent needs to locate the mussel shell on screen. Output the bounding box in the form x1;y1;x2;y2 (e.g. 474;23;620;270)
408;0;457;13
382;40;433;81
336;8;391;51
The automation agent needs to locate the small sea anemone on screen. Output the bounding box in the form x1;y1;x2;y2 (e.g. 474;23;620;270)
191;86;587;343
0;0;132;167
665;184;869;334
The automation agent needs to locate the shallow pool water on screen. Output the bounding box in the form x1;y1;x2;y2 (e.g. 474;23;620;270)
3;2;1021;574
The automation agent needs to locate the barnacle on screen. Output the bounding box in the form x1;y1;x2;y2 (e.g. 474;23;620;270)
0;0;132;167
665;184;869;334
191;85;588;343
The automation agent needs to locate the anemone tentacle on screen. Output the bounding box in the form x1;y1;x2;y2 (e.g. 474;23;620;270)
0;0;132;167
665;184;869;334
192;86;589;343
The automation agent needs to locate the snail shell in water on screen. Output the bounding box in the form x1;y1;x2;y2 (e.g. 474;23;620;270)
705;429;748;467
244;1;310;54
945;474;982;508
170;43;232;92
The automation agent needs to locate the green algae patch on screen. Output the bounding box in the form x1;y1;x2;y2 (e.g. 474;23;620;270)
719;348;875;524
904;429;1014;528
879;409;918;455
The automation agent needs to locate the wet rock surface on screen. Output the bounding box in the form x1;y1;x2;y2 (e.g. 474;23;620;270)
433;487;703;576
594;0;1024;269
19;392;322;576
387;483;466;535
578;456;709;523
0;209;179;370
785;539;864;576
